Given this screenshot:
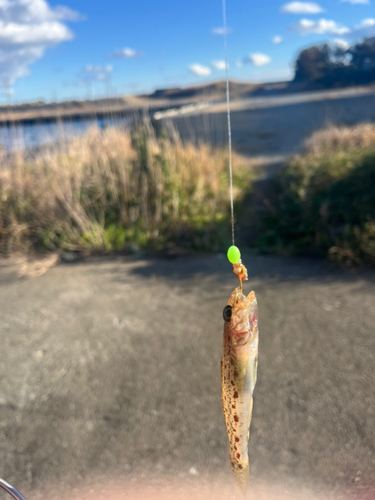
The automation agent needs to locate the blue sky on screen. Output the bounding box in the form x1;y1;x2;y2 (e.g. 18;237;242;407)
1;0;374;103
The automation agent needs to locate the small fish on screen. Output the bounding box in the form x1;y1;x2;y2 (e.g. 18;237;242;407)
221;262;258;493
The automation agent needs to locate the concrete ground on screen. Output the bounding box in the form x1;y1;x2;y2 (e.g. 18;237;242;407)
0;254;374;499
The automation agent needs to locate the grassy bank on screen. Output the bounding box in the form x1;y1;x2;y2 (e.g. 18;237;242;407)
0;124;251;255
240;124;375;266
1;122;374;266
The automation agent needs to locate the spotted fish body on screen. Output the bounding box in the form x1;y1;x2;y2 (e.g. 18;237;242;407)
221;287;258;493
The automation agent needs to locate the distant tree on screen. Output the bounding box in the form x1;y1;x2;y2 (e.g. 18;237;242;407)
294;45;332;84
293;38;375;88
349;37;375;80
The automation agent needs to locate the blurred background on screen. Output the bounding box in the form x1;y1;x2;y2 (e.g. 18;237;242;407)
0;1;375;499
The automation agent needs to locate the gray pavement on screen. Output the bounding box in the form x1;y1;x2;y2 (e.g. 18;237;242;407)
0;254;374;498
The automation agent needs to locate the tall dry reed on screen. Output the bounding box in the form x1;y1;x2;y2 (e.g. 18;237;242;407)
0;124;249;254
304;123;375;155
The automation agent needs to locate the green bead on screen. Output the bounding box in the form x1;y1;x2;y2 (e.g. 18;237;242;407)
227;245;241;264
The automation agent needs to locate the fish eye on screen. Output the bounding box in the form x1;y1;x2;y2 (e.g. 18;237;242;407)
223;305;232;322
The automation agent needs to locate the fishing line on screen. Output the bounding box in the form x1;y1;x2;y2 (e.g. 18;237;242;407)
222;0;235;247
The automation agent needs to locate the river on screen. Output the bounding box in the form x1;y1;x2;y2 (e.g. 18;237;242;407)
0;115;132;152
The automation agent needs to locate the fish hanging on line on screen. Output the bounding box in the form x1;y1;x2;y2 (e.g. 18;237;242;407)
221;245;259;494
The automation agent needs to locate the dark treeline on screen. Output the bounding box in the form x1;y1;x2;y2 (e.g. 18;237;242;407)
294;37;375;89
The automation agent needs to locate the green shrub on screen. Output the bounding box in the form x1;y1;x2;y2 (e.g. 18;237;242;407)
245;144;375;266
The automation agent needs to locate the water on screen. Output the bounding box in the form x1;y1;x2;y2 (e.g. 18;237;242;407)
0;115;132;152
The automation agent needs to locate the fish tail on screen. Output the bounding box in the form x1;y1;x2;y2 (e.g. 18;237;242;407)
231;460;249;495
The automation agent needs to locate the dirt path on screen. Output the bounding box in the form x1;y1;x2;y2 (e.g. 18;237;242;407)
0;254;374;498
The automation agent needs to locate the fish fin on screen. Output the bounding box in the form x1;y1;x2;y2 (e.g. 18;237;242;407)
232;460;249;495
247;396;254;440
253;356;258;389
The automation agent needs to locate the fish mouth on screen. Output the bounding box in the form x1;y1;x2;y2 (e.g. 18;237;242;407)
227;287;257;340
228;287;255;310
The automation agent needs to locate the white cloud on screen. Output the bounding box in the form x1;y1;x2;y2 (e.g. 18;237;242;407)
236;60;243;68
355;18;375;28
189;64;212;76
47;6;84;21
290;16;374;40
80;65;113;82
281;2;324;13
0;0;82;23
0;0;81;85
243;53;271;66
0;20;73;45
272;35;283;44
341;0;369;4
111;47;142;59
291;18;350;35
211;60;226;70
349;17;375;37
334;38;350;49
211;27;232;35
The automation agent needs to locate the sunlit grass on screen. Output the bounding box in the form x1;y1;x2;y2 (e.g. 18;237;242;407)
241;124;375;266
0;123;251;254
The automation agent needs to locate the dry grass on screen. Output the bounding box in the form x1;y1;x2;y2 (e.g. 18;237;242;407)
0;124;250;254
304;123;375;155
245;123;375;266
0;252;60;279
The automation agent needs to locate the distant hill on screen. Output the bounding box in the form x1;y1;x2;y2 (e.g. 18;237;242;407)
143;80;263;100
0;80;293;116
0;79;293;124
143;80;294;100
0;97;132;115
